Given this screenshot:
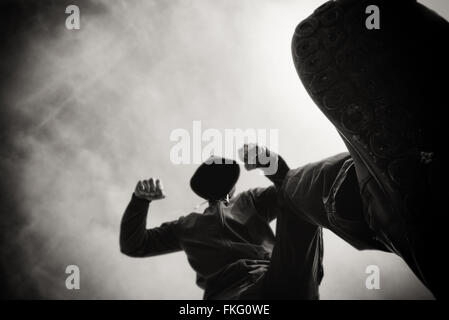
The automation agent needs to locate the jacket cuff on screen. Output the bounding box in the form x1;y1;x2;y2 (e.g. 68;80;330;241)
130;193;151;207
264;155;290;187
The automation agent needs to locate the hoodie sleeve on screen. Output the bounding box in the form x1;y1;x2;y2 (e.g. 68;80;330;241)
247;155;290;222
119;194;182;257
248;186;281;223
263;155;290;189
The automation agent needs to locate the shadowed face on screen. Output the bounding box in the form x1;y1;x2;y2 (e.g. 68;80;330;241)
190;156;240;201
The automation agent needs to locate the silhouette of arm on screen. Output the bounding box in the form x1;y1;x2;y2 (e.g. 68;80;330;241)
120;194;182;257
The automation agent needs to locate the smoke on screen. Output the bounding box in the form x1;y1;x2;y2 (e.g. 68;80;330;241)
0;0;442;299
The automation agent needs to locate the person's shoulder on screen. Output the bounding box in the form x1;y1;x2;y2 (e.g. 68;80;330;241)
176;211;202;224
235;187;264;198
239;186;276;199
172;211;207;232
231;187;269;207
230;190;252;204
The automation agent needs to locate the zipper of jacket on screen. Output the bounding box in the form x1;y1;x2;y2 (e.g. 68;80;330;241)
218;199;252;245
217;201;233;249
218;201;225;227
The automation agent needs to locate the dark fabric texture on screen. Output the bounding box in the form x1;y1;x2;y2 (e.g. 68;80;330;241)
120;156;324;300
283;153;387;252
291;0;448;299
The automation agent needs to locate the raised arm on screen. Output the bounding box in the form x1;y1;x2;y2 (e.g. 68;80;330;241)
238;144;291;222
264;155;289;188
119;178;182;257
238;143;290;189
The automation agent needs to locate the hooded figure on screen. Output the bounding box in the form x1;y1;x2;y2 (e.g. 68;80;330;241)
120;144;324;299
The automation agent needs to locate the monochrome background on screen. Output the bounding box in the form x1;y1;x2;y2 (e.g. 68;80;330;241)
1;0;446;299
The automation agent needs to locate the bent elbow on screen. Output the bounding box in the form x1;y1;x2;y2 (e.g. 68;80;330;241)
120;242;146;258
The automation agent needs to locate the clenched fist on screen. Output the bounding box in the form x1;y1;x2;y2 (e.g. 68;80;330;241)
238;143;278;172
134;178;166;201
